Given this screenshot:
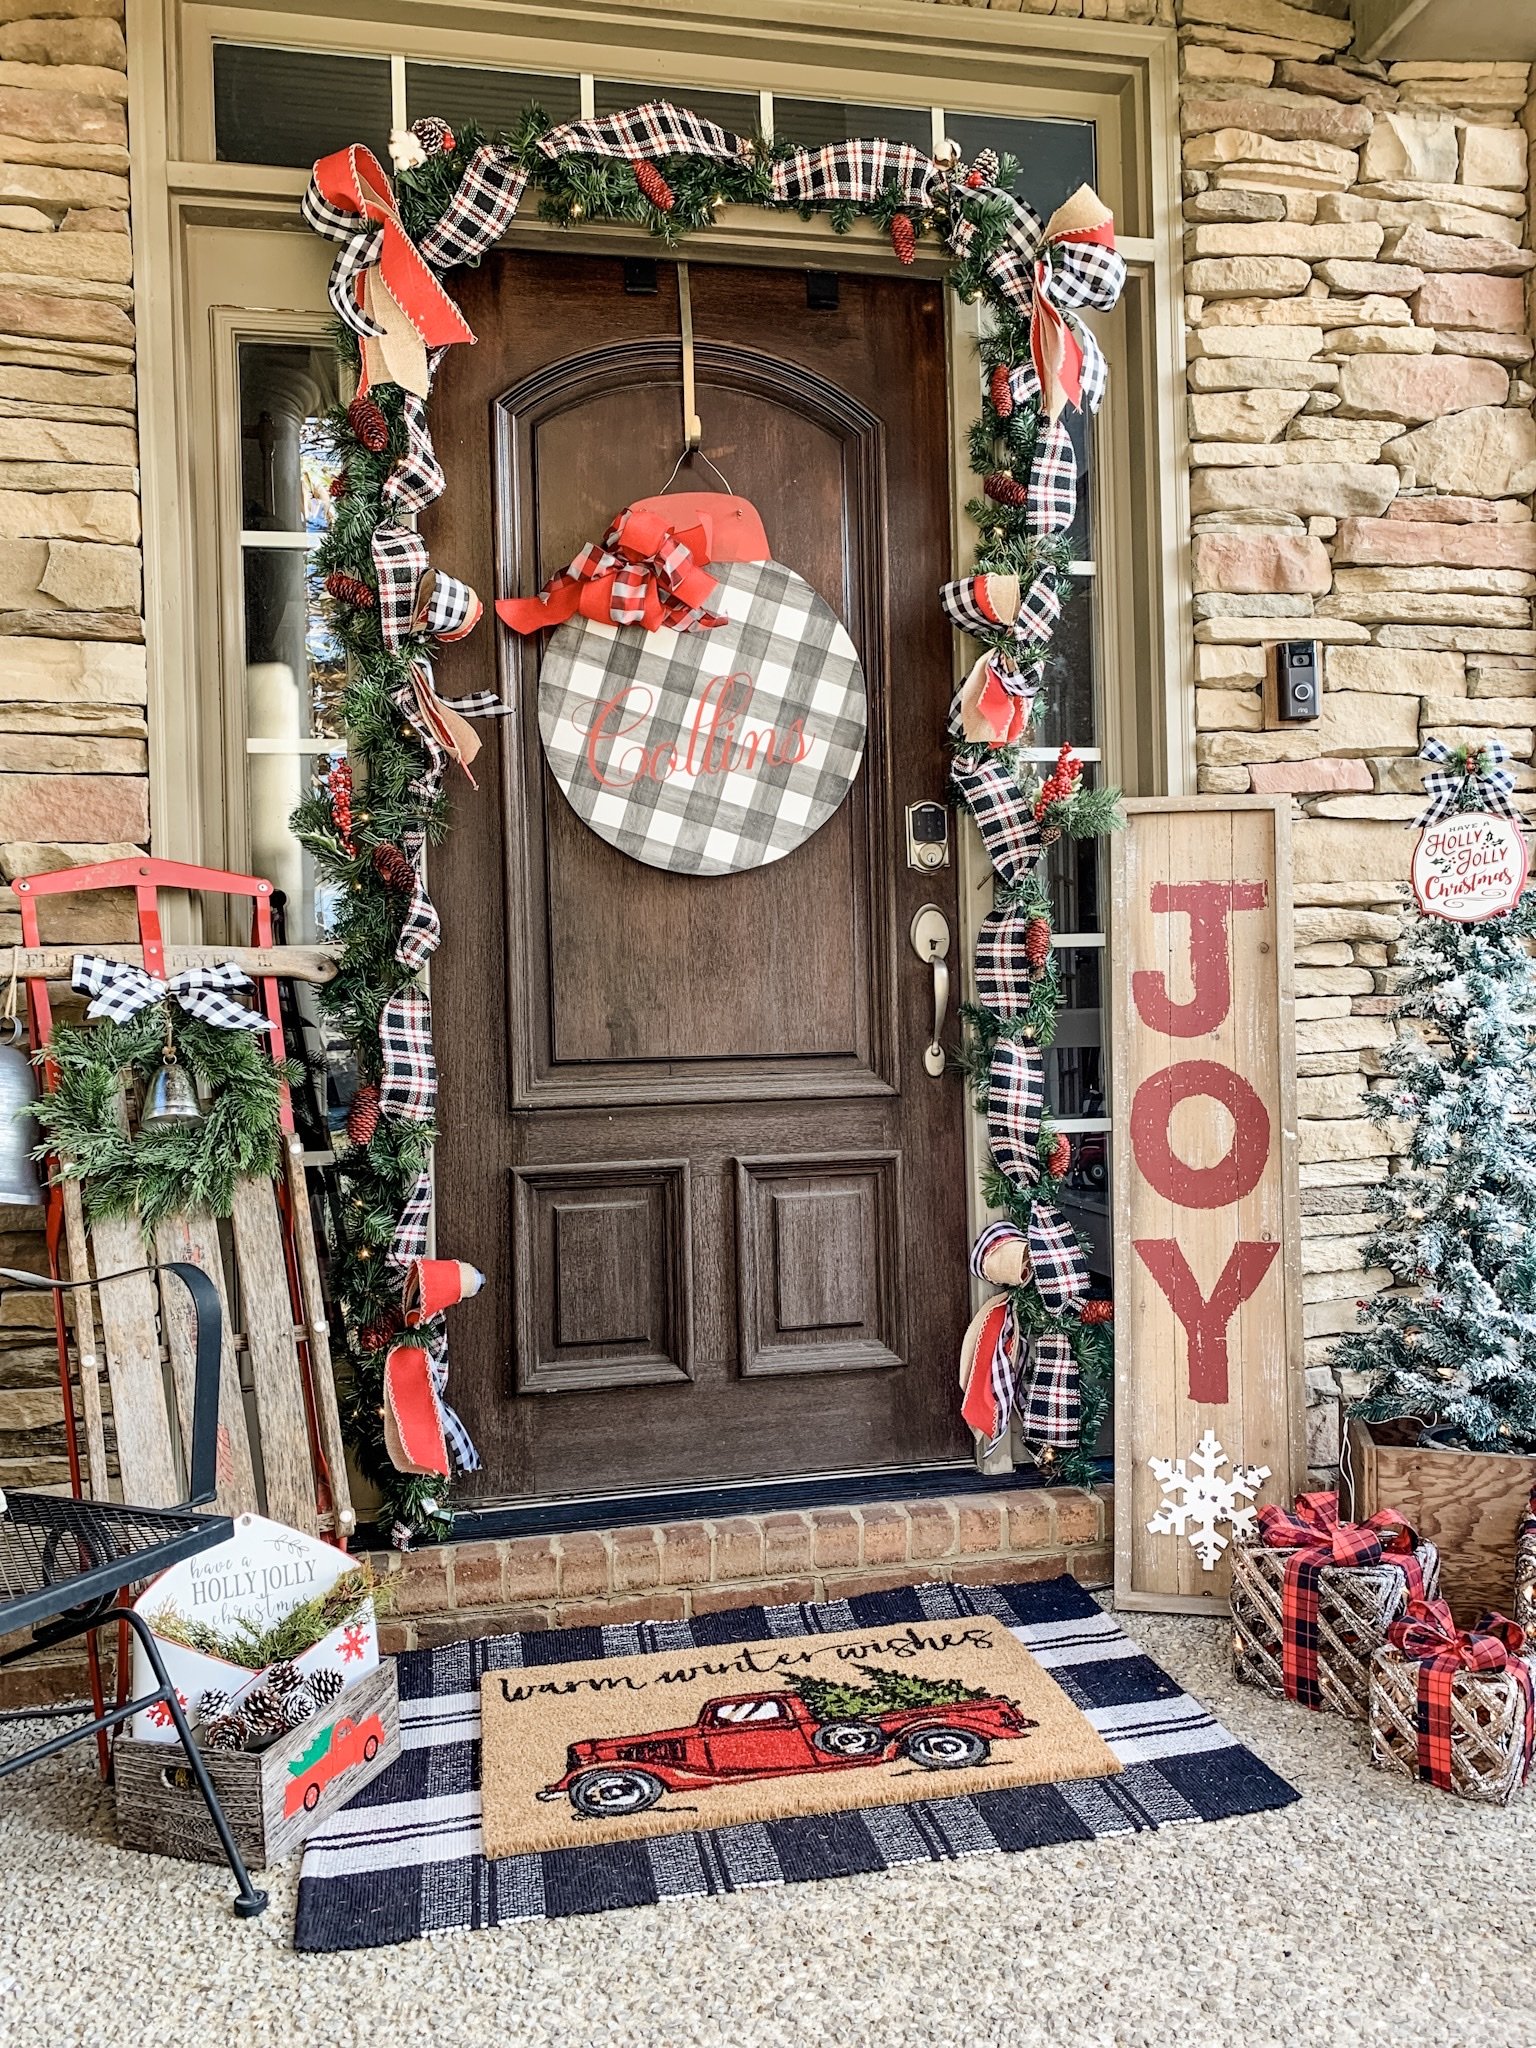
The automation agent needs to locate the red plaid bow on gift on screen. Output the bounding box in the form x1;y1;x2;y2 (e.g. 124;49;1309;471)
1256;1491;1424;1710
1386;1597;1535;1792
496;505;726;636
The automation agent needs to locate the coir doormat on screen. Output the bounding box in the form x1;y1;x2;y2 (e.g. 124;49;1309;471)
294;1576;1298;1951
480;1612;1119;1857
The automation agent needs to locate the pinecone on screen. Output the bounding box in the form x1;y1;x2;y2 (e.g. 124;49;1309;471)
325;570;376;611
346;1084;380;1147
1080;1299;1114;1327
265;1659;303;1698
239;1687;287;1744
890;212;917;266
1046;1132;1073;1180
967;147;1000;189
1024;917;1052;972
371;841;416;890
358;1308;401;1352
328;474;347;501
983;471;1028;509
196;1688;231;1725
346;394;390;452
200;1713;247;1753
282;1687;319;1733
634;161;675;212
308;1669;345;1709
410;115;455;157
989;364;1014;420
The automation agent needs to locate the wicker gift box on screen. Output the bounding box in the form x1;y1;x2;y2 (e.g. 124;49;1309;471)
115;1658;399;1870
1370;1639;1534;1805
1230;1534;1440;1720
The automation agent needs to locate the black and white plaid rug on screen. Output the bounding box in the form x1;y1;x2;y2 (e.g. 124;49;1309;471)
294;1576;1296;1951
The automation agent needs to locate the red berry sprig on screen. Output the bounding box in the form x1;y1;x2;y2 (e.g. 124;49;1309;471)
989;364;1014;419
634;161;675;212
1033;743;1082;821
346;1083;380;1147
346;394;389;452
1079;1299;1114;1327
890;212;917;266
983;471;1028;509
326;756;355;855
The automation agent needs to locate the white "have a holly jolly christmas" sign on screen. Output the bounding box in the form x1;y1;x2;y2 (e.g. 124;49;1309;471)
1411;810;1529;924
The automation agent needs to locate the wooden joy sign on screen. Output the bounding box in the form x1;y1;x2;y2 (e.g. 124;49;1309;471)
1112;799;1302;1613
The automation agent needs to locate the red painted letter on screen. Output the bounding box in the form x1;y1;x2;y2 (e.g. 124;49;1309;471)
1130;1059;1270;1209
1133;1238;1281;1404
1132;880;1269;1037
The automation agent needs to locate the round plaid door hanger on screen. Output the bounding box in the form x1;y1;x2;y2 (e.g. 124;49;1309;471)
500;493;867;877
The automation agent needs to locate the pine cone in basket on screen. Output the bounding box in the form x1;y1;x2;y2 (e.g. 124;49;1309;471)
281;1687;319;1733
265;1659;303;1697
308;1669;345;1710
195;1687;231;1724
199;1713;247;1753
239;1687;288;1744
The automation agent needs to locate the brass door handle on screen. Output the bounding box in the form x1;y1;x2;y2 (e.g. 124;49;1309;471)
909;905;951;1078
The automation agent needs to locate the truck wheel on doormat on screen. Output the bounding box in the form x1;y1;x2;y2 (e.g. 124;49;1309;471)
811;1722;885;1758
901;1725;990;1769
567;1768;666;1818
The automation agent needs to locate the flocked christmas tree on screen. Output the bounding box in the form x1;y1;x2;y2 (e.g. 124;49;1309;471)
1336;879;1536;1454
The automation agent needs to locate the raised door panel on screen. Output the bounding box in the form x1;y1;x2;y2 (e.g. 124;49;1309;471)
736;1153;905;1377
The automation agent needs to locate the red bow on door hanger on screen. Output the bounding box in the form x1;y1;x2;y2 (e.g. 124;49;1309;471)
496;494;772;636
383;1258;485;1479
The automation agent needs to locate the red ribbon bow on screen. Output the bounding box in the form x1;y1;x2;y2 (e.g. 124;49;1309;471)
1257;1491;1423;1709
496;505;726;637
1030;188;1117;422
1386;1596;1534;1791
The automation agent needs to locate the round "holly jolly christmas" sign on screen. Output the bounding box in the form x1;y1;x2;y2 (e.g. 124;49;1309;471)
537;556;867;877
1411;810;1530;923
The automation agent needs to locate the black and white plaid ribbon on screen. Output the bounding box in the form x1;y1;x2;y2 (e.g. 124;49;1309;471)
1018;1330;1079;1449
987;1039;1044;1187
383;360;448;519
301;177;389;347
939;573;1019;637
390;1169;434;1267
395;665;508;801
424;1323;480;1475
950;759;1043;882
1413;737;1522;829
1027;418;1077;537
1015;570;1061;648
379;988;436;1124
970;1218;1028;1283
415;146;528;270
770;137;936;209
70;955;274;1033
375;525;481;654
540;99;747;164
1027;1203;1089;1314
974;904;1037;1014
394;828;442;973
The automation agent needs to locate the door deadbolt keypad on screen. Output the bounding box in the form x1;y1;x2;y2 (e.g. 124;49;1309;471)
905;800;950;872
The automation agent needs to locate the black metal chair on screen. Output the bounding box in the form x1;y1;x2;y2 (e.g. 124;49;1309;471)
0;1260;268;1917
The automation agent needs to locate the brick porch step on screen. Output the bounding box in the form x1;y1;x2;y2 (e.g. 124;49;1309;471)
374;1486;1113;1650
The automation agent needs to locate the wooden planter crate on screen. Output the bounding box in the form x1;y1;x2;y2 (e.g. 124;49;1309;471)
1347;1418;1536;1623
115;1660;399;1870
1370;1643;1534;1805
1230;1534;1440;1719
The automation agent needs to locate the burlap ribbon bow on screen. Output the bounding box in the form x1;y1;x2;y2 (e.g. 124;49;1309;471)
1257;1491;1424;1709
497;505;727;636
1386;1596;1534;1791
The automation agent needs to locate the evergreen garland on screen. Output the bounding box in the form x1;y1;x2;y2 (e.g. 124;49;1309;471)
31;1011;299;1231
1339;868;1536;1454
303;111;1117;1537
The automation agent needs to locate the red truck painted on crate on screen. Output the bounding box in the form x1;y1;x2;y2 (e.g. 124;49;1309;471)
284;1711;386;1818
538;1688;1036;1819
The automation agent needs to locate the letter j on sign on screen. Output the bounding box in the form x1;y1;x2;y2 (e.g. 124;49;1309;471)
1110;801;1303;1612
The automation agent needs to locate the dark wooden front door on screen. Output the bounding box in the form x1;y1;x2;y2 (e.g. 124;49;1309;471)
425;249;969;1502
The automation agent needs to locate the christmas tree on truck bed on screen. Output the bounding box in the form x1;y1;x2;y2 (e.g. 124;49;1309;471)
1337;882;1536;1454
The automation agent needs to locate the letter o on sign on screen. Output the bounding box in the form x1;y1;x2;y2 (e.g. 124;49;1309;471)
1130;1059;1270;1210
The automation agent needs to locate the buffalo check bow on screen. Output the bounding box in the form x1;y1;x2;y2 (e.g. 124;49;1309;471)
1413;736;1522;829
1257;1492;1425;1710
497;505;726;636
1386;1597;1535;1793
302;146;475;396
71;955;274;1034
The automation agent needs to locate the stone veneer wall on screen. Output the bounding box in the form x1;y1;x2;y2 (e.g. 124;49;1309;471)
1169;2;1536;1480
0;0;140;1499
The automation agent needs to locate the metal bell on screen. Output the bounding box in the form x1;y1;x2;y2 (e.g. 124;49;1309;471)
0;1018;42;1205
142;1052;203;1129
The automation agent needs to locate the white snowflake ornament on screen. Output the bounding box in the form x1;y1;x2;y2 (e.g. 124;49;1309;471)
1146;1429;1271;1571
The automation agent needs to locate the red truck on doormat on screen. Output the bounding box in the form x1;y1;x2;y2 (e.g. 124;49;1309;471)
284;1711;386;1818
538;1688;1036;1820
